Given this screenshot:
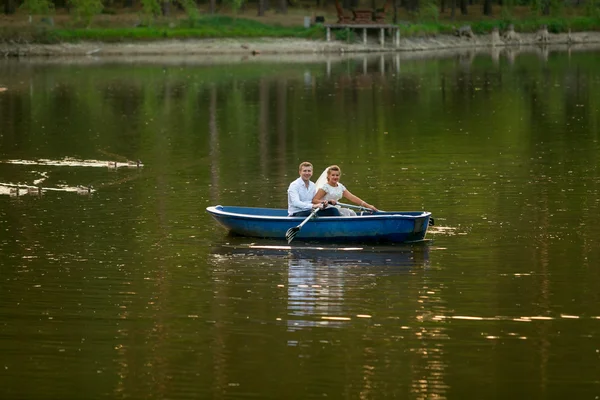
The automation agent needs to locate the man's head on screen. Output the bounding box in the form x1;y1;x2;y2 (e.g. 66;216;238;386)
298;161;313;182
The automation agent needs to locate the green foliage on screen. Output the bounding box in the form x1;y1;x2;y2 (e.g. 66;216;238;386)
500;0;514;23
334;27;355;42
549;0;563;17
585;0;600;18
398;23;440;37
418;2;440;23
178;0;200;22
70;0;104;27
568;16;600;30
0;24;59;43
527;0;561;17
47;16;324;42
20;0;54;16
172;15;322;38
4;12;600;44
544;18;568;32
468;20;498;34
395;15;600;37
140;0;161;25
228;0;245;14
530;0;542;16
503;0;515;12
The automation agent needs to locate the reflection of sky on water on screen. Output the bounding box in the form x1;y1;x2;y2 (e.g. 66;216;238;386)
0;157;143;197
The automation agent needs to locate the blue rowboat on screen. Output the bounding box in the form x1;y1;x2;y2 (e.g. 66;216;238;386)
206;205;433;243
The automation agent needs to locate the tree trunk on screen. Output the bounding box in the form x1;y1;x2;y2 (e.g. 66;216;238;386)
4;0;16;14
393;0;397;23
209;85;220;202
279;0;287;13
460;0;467;14
210;0;216;14
450;0;455;19
258;78;270;184
542;0;550;14
258;0;265;15
440;0;445;14
482;0;491;15
276;80;287;177
404;0;418;13
161;0;170;16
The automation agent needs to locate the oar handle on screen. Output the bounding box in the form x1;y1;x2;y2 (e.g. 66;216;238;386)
298;207;319;228
337;202;379;212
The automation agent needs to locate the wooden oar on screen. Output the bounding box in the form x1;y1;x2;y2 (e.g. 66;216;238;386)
338;202;434;224
337;202;381;213
285;207;319;244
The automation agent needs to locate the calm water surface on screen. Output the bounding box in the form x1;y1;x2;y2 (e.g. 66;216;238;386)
1;48;599;399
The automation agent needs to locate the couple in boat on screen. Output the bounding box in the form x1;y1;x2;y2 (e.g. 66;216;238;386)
287;161;378;217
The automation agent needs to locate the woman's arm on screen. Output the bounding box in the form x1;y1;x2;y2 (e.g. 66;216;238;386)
343;189;378;211
312;188;326;204
313;188;336;206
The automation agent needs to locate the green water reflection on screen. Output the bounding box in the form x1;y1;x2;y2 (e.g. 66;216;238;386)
1;49;599;399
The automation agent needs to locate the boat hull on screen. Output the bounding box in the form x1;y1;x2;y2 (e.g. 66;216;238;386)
206;205;432;243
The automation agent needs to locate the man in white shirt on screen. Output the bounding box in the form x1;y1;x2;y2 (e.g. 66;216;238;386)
287;161;340;217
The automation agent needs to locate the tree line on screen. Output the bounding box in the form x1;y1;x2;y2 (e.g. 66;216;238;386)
3;0;600;27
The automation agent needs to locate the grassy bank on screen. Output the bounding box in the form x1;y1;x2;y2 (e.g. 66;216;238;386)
0;15;324;43
416;15;600;36
1;10;599;44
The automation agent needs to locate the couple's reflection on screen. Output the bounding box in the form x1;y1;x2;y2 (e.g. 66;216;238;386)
287;256;346;331
285;244;429;331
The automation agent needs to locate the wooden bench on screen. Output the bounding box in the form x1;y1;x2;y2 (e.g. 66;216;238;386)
352;9;373;24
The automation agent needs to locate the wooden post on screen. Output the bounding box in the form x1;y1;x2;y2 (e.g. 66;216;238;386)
395;28;400;47
363;28;367;45
379;28;385;48
326;26;331;42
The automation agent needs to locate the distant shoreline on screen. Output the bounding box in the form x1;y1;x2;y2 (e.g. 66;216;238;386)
2;32;600;57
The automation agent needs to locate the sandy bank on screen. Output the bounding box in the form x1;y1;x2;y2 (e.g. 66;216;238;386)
2;31;600;57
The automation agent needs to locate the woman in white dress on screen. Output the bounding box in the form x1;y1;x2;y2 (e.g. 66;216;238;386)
312;165;378;216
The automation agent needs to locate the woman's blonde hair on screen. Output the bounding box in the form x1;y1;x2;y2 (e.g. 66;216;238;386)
327;165;341;176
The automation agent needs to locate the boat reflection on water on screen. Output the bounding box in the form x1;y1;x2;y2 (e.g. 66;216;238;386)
209;239;431;331
209;239;431;271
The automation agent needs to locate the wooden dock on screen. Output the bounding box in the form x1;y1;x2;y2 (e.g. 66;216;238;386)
323;24;400;48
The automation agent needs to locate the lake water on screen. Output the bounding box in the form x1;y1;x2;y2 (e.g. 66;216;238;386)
1;47;599;399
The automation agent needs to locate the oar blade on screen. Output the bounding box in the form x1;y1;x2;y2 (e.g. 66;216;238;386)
285;227;299;243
